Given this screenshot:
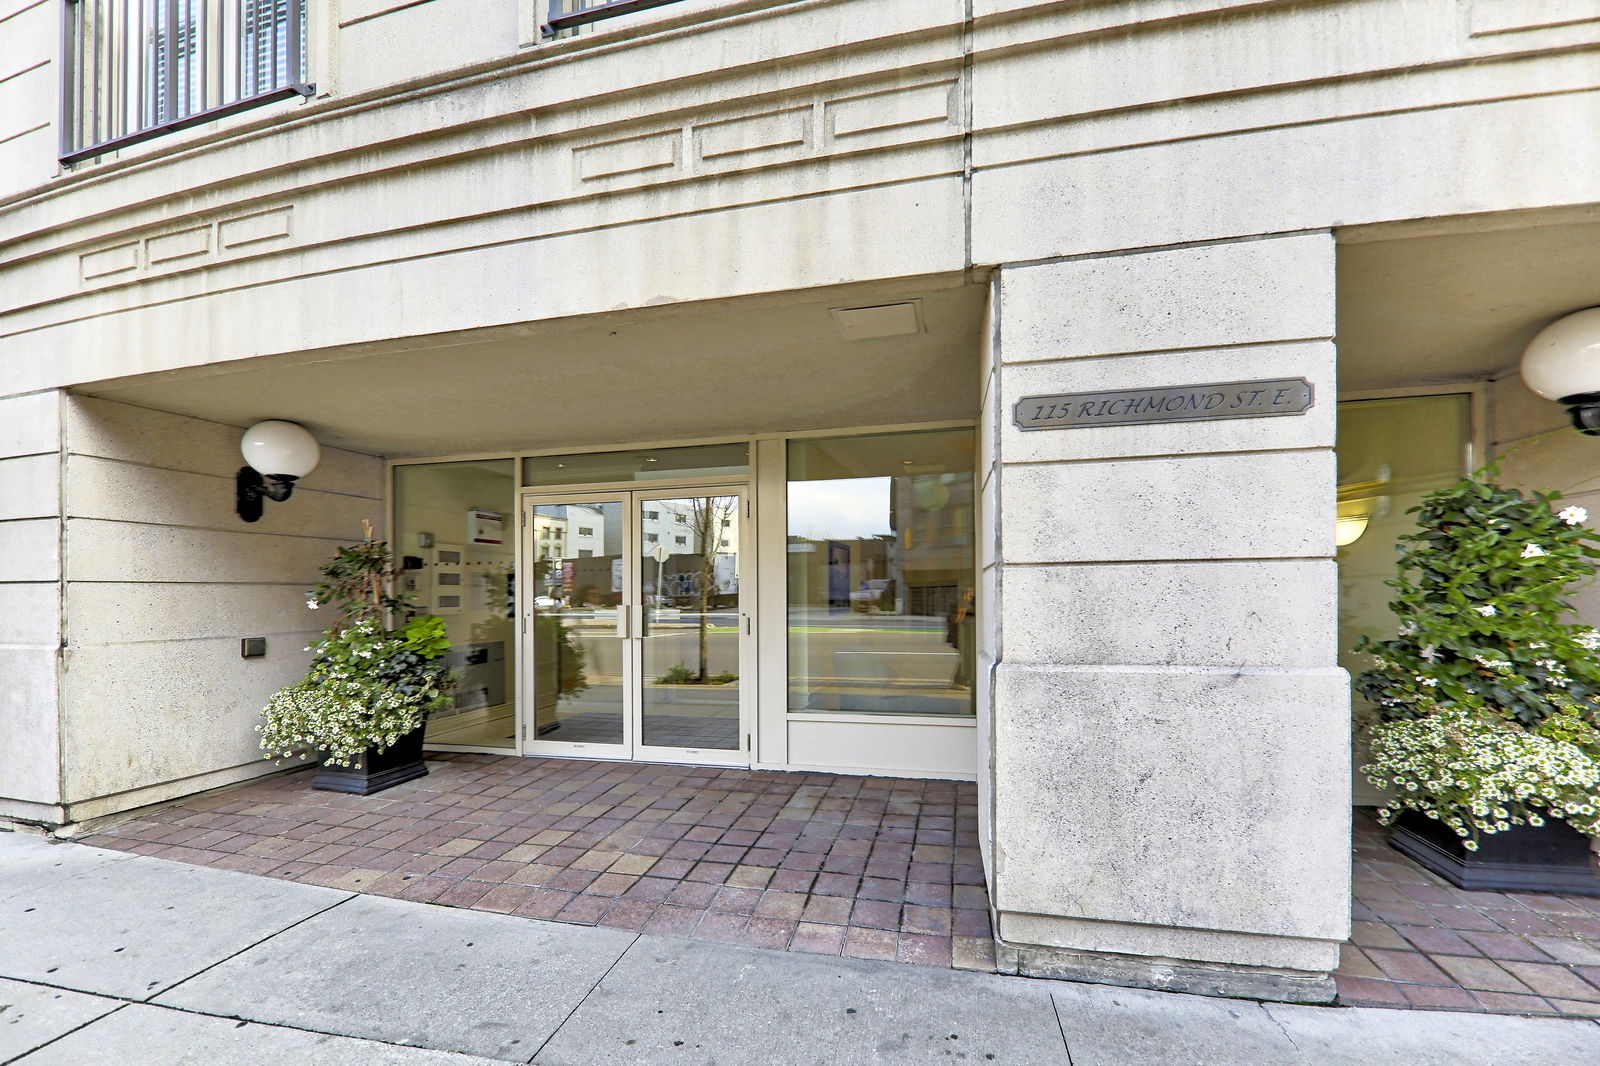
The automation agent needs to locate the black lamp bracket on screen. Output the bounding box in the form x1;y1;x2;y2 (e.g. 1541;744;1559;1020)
236;467;300;522
1559;392;1600;436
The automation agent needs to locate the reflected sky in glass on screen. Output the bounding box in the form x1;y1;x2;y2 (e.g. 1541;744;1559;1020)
788;478;891;540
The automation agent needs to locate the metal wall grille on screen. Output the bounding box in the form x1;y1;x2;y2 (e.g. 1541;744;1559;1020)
60;0;312;165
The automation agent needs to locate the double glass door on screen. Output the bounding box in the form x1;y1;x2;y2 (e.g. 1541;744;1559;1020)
522;486;747;764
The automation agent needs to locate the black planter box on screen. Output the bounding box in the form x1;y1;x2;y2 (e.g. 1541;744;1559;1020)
312;727;429;795
1390;809;1600;897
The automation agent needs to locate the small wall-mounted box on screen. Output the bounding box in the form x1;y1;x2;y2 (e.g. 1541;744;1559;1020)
241;637;267;659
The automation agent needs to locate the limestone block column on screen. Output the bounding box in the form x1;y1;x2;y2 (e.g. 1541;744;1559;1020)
0;391;64;823
982;233;1349;1002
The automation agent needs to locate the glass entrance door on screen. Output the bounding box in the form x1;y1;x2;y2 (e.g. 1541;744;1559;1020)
522;487;748;764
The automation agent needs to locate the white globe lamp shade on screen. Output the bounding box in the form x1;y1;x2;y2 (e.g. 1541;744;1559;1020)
240;420;320;479
1521;309;1600;435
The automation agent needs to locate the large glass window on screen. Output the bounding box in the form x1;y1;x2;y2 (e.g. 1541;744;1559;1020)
394;460;518;750
787;429;976;717
1338;394;1472;801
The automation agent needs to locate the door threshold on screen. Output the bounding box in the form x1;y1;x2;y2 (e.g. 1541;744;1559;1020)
517;750;751;770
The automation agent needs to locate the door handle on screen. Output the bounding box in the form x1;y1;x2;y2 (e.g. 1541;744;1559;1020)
617;605;629;640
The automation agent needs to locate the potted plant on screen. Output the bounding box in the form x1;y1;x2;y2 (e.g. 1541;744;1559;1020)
259;523;455;795
1354;464;1600;894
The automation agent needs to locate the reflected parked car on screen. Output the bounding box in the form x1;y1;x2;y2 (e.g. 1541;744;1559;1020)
849;579;893;612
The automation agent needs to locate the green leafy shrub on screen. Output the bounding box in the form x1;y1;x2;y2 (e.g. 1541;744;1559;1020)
260;524;454;767
654;665;736;685
1355;466;1600;844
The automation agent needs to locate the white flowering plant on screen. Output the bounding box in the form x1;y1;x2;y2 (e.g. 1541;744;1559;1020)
259;524;454;767
1355;465;1600;846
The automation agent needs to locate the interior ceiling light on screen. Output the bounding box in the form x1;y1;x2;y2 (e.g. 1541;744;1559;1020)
1335;477;1390;549
830;301;923;341
1521;307;1600;434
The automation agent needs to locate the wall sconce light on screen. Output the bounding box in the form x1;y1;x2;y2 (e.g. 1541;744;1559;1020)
237;420;320;522
1521;307;1600;435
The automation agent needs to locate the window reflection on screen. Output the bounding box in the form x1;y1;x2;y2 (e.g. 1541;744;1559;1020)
787;429;976;716
1337;394;1472;802
393;460;517;750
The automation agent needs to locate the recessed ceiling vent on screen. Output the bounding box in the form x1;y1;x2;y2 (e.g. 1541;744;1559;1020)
830;301;923;341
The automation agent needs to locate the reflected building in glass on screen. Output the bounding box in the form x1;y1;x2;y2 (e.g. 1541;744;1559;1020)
786;428;976;718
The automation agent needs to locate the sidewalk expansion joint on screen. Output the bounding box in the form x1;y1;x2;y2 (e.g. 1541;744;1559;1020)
138;892;357;1004
527;931;643;1064
1048;992;1075;1066
0;1001;131;1066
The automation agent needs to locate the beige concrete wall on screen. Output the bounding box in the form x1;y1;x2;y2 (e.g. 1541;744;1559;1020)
985;235;1350;999
0;0;58;204
0;390;63;821
7;0;1600;398
55;397;383;820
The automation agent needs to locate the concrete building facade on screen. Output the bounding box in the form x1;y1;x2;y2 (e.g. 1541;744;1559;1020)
4;0;1600;1002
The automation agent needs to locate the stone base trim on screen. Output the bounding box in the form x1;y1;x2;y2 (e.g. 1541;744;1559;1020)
3;759;313;836
0;798;69;829
995;939;1337;1004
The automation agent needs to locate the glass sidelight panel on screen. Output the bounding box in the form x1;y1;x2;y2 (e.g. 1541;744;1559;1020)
394;460;517;749
787;429;977;717
530;499;628;746
639;494;741;750
1337;394;1472;803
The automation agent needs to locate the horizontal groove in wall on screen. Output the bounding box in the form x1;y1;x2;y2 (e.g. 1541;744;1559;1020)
68;629;322;650
2;169;962;344
2;94;965;276
999;445;1329;467
973;79;1600;176
64;517;367;543
64;579;331;587
995;334;1334;362
0;0;49;26
0;58;48;87
64;453;383;502
340;0;438;28
0;122;48;148
998;556;1331;568
61;757;290;808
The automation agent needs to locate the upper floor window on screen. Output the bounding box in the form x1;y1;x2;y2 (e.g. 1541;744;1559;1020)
542;0;686;37
61;0;313;166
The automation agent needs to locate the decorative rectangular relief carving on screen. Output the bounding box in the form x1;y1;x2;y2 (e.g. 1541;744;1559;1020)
145;225;212;266
826;81;957;141
78;200;296;288
219;206;293;249
695;107;810;163
1469;0;1600;36
574;129;681;182
79;242;140;281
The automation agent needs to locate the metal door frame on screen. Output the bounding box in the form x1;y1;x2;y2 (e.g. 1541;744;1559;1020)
517;482;753;766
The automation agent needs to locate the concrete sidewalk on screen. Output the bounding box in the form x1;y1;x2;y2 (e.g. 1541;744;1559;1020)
1;831;1595;1065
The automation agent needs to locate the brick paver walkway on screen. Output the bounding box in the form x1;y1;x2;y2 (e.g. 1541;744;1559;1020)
1337;809;1600;1016
85;756;1600;1014
83;753;994;971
